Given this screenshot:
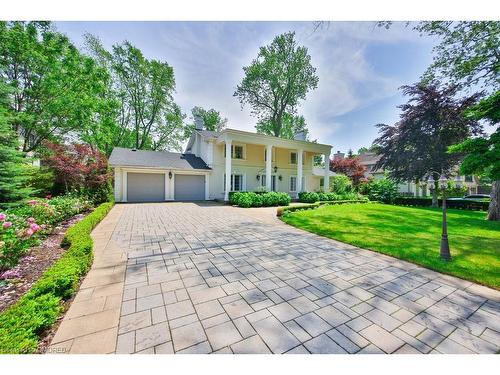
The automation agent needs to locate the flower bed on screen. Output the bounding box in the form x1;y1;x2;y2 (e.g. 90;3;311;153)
0;195;92;271
0;201;113;354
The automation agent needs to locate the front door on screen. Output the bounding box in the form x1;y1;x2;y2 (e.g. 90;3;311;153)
261;174;277;191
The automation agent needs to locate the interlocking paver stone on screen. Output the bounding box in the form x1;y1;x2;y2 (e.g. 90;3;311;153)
252;316;300;353
295;312;332;337
304;334;347;354
205;321;243;350
171;321;207;352
360;324;405;353
106;203;500;354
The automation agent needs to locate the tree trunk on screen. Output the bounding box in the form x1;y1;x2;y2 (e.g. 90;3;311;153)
487;180;500;221
432;180;439;207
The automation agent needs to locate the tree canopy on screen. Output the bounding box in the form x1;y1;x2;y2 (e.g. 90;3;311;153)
234;32;318;137
255;113;310;140
415;21;500;90
184;106;227;138
0;22;113;152
373;82;482;204
84;35;186;153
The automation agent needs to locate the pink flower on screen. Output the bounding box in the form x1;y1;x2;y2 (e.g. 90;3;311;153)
30;223;40;232
27;217;35;224
2;222;12;229
0;213;5;221
27;200;37;206
0;269;21;279
46;194;52;199
25;228;34;236
41;224;47;229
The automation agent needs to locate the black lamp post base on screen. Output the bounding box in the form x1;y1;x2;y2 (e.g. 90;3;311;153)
440;236;451;261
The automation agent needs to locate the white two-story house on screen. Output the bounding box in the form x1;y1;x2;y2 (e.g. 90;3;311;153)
109;124;333;202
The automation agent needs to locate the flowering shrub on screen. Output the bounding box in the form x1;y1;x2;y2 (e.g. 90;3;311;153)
0;194;93;271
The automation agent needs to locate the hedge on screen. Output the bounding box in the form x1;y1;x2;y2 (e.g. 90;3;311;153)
298;191;366;203
393;197;489;211
277;200;371;216
0;201;114;354
230;191;291;207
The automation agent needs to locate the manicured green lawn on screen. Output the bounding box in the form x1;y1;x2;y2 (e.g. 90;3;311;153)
281;203;500;289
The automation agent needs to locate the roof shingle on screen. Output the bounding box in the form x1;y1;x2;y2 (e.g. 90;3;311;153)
108;147;210;170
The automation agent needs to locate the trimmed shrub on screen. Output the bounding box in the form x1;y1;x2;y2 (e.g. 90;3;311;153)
0;201;113;354
298;192;319;203
230;191;290;207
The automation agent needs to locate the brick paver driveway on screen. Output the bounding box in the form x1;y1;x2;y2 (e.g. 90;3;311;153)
112;203;499;354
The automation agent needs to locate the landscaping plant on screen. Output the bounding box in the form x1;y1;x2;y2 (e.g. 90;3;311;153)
0;201;113;354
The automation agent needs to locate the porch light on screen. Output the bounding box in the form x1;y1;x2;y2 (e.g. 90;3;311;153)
256;175;260;181
274;166;278;173
169;171;173;179
278;175;282;181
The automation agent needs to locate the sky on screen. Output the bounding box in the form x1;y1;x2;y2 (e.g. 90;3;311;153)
56;21;437;154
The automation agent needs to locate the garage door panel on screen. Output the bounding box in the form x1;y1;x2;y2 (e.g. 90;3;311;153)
127;173;165;202
174;175;205;201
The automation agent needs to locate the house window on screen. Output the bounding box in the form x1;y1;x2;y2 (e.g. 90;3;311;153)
233;145;244;159
290;152;297;164
224;144;245;159
465;175;473;182
224;174;244;191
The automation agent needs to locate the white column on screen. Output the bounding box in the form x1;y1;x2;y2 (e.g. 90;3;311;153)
122;170;128;202
164;172;169;201
265;145;272;191
114;168;122;202
324;152;330;192
224;140;232;201
205;174;210;200
297;149;303;192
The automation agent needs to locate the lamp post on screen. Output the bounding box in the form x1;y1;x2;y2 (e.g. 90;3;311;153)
427;173;451;261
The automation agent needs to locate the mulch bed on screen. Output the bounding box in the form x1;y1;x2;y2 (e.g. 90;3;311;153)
0;213;86;313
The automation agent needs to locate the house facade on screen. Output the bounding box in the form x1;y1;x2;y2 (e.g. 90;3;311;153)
109;127;332;202
357;151;480;196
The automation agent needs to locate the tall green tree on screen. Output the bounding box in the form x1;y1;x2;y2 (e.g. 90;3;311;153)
0;22;112;152
0;79;33;207
255;113;309;139
449;91;500;220
184;106;227;137
415;21;499;218
373;83;482;207
234;32;319;137
84;35;186;152
415;21;499;89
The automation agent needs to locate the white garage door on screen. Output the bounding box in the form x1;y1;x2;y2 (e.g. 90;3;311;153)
174;175;205;201
127;173;165;202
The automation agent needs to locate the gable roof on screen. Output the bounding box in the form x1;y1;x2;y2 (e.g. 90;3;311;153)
108;147;210;170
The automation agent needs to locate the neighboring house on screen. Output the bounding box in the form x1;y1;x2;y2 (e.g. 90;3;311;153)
109;126;332;202
357;151;480;196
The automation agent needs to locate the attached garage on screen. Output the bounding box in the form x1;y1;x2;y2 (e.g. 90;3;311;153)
109;147;211;203
127;172;165;202
174;175;205;201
